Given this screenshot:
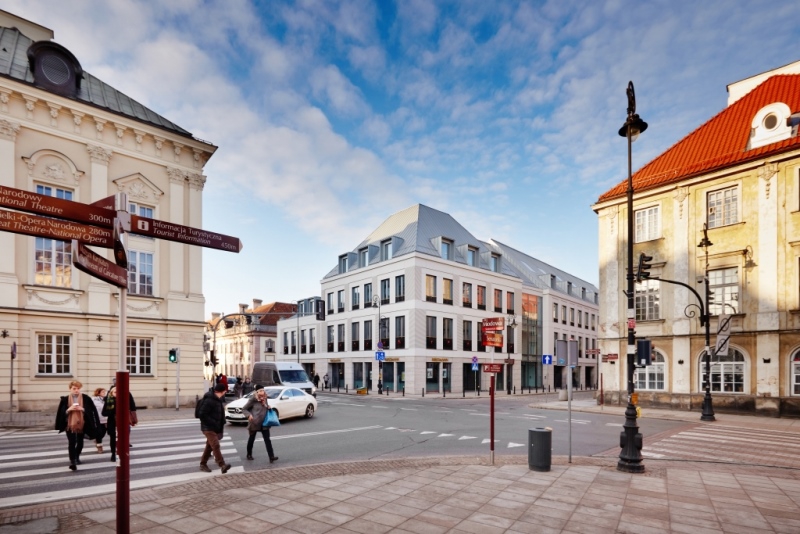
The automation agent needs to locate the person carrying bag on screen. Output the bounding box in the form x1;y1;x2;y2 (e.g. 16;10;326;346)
242;386;278;463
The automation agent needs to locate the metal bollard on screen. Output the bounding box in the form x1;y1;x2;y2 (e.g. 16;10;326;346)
346;385;348;393
443;389;446;398
463;389;465;398
422;388;424;397
514;386;516;395
403;387;405;397
528;427;552;472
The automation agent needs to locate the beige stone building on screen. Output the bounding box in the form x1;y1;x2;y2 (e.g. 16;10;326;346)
0;12;216;410
593;61;800;416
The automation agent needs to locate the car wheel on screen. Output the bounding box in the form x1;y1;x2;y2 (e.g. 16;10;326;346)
305;404;315;418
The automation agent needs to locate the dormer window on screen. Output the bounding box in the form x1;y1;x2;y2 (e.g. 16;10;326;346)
490;254;500;272
27;41;83;98
381;239;392;261
748;102;793;150
441;238;453;260
338;255;348;274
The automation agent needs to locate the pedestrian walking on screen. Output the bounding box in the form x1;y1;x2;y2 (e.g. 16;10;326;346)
242;386;278;463
313;373;320;389
242;377;254;395
91;387;108;453
102;386;137;462
234;376;244;398
55;380;101;471
323;373;329;389
197;383;231;473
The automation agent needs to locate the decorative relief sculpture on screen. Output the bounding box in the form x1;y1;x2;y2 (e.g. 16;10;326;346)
0;119;20;141
86;144;112;165
758;162;777;199
674;187;688;219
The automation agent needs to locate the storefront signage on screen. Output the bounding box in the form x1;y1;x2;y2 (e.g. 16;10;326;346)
482;332;503;347
483;363;503;373
481;317;505;332
605;354;619;360
329;359;342;363
385;357;400;362
431;357;449;362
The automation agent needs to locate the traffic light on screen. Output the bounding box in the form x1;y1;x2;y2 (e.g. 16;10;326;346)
636;339;652;367
315;299;325;320
209;349;217;366
168;347;179;363
636;253;653;282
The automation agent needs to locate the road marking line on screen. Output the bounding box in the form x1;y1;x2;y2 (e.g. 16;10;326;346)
419;431;436;435
481;439;499;444
0;437;233;462
437;434;454;438
459;436;477;440
460;409;477;412
385;427;397;430
270;425;382;440
400;408;418;411
371;406;388;409
508;442;525;448
554;419;590;424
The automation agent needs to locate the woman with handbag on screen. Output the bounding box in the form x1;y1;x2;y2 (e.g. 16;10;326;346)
102;386;137;461
91;387;108;453
242;386;278;463
54;380;100;471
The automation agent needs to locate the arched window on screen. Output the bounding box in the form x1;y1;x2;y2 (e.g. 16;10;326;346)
700;349;745;393
635;352;665;390
792;352;800;396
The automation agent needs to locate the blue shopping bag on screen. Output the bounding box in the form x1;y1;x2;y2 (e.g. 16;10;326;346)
262;408;280;428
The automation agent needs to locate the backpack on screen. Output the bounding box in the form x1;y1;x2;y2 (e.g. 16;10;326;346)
194;397;206;418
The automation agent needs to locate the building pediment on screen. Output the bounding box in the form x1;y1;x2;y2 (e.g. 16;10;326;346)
22;149;83;186
113;173;163;205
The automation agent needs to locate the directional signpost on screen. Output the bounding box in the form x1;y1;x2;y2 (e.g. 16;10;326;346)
0;184;242;534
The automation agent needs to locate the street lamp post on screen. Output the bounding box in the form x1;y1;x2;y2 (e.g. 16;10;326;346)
698;224;716;421
618;81;647;474
507;315;517;395
373;294;382;392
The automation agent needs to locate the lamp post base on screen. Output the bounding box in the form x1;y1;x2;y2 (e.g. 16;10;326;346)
617;400;645;473
700;390;716;421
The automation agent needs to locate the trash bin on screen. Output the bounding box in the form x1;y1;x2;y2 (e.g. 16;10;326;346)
528;427;552;472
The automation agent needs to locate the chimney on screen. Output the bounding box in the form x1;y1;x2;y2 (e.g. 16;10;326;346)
239;303;248;314
252;299;263;309
211;312;221;320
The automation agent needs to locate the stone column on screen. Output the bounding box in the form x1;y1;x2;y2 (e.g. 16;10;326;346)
0;120;20;306
672;187;692;394
756;164;779;399
166;167;186;318
85;145;113;314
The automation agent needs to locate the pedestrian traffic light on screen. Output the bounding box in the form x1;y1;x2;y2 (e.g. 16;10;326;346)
636;339;652;367
168;348;179;363
209;350;217;366
636;253;653;282
315;299;325;320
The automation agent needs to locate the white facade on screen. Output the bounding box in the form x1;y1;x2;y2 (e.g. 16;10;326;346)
278;205;598;395
0;12;215;410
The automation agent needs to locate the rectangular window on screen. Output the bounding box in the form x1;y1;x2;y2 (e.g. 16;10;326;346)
426;275;437;302
128;250;154;295
477;286;486;310
635;279;660;321
337;324;345;352
553;303;558;322
506;291;514;314
351;322;360;351
395;275;405;302
570;308;575;326
462;283;472;307
709;268;739;314
561;305;567;324
300;329;306;353
337;290;344;312
380;278;390;305
462;320;472;351
494;289;502;312
490;254;500;272
126;338;152;374
359;248;368;268
327;325;334;352
591;314;596;331
379;317;389;349
443;318;453;350
352;286;360;310
364;320;372;350
37;333;71;374
339;255;347;273
283;332;288;354
395;316;405;349
467;247;477;267
381;240;392;261
708;186;739;228
426;316;437;349
309;328;315;353
578;310;582;328
128;202;154;218
364;284;373;307
441;239;453;260
443;278;453;305
635;206;660;242
35;185;73;288
291;331;296;354
327;292;334;314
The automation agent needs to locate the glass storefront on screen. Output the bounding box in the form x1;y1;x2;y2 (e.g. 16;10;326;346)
426;362;440;393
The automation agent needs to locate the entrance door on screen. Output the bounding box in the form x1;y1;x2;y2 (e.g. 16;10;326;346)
383;362;395;392
353;363;363;388
426;362;440;393
462;364;481;391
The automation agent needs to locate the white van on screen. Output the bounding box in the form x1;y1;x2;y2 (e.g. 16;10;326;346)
252;361;317;397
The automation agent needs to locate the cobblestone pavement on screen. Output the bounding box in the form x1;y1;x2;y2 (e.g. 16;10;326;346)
2;399;800;532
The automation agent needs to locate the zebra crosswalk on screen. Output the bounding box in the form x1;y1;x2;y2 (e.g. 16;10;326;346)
641;424;800;467
0;418;244;509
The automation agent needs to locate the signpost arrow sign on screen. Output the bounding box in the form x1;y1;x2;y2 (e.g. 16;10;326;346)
0;208;114;247
130;214;243;252
72;240;128;288
0;184;115;227
542;355;553;365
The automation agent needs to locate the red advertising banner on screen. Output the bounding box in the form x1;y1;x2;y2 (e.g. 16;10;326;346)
72;240;128;288
482;332;504;347
130;214;243;252
483;363;503;373
481;317;505;332
0;208;114;247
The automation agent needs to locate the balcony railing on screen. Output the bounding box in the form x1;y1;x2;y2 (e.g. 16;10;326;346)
395;337;405;349
364;340;373;350
463;300;472;308
443;338;453;350
327;342;334;352
338;342;345;352
463;340;472;351
426;337;437;349
352;340;360;351
283;346;288;354
309;344;315;353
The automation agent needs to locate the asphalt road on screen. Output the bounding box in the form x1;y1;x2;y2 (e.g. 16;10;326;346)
0;392;687;508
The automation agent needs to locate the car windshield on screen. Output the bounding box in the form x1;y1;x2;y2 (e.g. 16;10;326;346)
279;370;310;383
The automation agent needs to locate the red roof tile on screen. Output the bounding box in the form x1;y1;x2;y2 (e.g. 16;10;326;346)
597;75;800;203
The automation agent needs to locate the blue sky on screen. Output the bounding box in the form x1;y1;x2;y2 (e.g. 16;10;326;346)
6;0;800;316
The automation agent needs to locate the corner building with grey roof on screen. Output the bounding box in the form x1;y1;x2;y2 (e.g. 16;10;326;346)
278;204;599;396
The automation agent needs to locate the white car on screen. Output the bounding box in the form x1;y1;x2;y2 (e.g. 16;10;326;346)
225;386;317;425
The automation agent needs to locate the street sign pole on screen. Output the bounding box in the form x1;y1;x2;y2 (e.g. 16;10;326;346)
114;194;131;534
175;348;181;410
490;373;495;465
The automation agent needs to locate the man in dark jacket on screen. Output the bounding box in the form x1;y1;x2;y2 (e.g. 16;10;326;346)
198;384;231;473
